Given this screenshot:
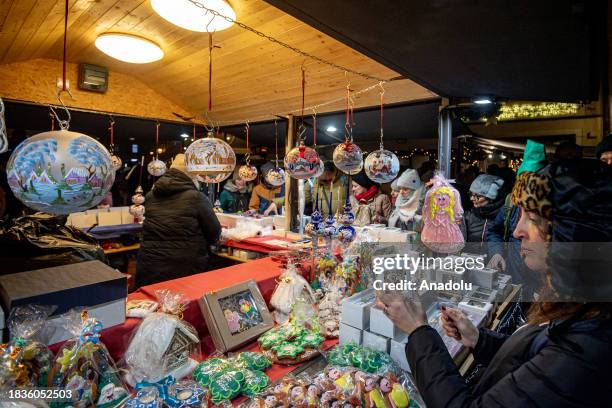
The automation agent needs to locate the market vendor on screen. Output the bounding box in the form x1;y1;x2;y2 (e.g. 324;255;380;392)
387;168;425;231
350;170;391;226
135;154;221;288
219;168;252;213
249;162;285;215
378;159;612;407
305;159;350;218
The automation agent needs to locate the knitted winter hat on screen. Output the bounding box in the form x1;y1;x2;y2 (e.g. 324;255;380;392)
595;133;612;159
352;171;376;190
395;169;422;190
517;140;547;175
469;174;504;200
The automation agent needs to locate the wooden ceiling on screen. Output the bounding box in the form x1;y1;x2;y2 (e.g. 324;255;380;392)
0;0;436;124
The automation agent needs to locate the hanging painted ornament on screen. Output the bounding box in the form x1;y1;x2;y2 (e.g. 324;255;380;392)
284;141;321;180
364;149;399;183
238;164;258;182
200;172;231;184
110;155;122;171
185;132;236;176
6;130;115;215
333;141;363;175
129;186;145;222
265;166;285;187
147;158;167;177
312;159;325;179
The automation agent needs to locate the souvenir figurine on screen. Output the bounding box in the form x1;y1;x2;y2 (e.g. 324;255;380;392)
421;173;465;254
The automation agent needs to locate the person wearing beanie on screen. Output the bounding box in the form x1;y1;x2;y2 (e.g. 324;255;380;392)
487;140;546;292
219;167;252;213
377;158;612;407
460;174;505;250
389;178;399;206
249;162;285;215
388;169;425;231
596;133;612;165
135;154;221;288
349;170;391;226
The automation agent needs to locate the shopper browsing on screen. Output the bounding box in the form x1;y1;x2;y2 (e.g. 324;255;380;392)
387;169;425;232
350;170;392;226
135;154;221;288
377;159;612;407
460;174;505;249
249;162;285;215
219;168;252;213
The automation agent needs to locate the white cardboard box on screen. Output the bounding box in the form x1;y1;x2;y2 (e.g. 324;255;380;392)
98;210;123;226
390;339;411;372
339;323;363;346
369;306;406;340
67;212;97;228
469;267;498;289
341;288;376;330
362;331;390;354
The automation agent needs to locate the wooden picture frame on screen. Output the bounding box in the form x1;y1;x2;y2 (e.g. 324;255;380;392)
198;279;274;353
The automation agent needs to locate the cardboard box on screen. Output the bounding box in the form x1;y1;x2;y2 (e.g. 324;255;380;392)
0;261;127;342
121;210;136;224
390;339;411;372
369;306;406;340
341;288;376;330
67;212;97;228
362;331;390;354
98;210;123;226
464;287;498;304
339;323;363;346
468;267;498;289
458;299;494;324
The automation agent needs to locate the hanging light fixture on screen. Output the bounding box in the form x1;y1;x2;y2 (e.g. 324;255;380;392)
151;0;235;32
95;33;164;64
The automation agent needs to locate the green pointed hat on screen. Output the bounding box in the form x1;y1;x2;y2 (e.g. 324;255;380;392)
517;139;547;175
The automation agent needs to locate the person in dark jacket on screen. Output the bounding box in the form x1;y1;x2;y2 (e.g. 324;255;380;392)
378;159;612;408
460;174;505;252
219;168;251;213
135;154;221;288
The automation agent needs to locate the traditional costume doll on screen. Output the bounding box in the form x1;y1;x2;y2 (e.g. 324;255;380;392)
421;173;465;254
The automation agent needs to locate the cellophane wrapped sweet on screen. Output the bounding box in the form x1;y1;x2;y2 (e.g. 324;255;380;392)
123;290;200;386
123;376;209;408
270;263;316;324
0;305;54;391
48;310;129;408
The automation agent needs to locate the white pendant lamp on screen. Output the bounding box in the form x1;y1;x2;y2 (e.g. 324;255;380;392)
95;33;164;64
151;0;235;32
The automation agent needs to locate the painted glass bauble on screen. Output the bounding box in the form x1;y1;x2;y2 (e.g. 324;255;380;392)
6;130;115;215
312;159;325;178
284;142;321;180
110;155;122;171
147;159;167;177
199;172;231;184
337;225;356;243
265;166;285;187
238;164;258;182
132;193;145;205
333;141;363;175
129;204;145;220
323;215;337;237
185;135;236;175
364;149;400;183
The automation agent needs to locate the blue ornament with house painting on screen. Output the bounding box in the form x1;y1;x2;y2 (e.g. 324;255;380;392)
6;130;115;215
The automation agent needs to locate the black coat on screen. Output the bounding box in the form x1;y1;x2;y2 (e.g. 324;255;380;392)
135;169;221;288
406;317;612;407
461;196;504;251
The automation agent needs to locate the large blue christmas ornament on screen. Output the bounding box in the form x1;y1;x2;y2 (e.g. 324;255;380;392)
6;130;115;215
305;189;324;238
337;181;356;244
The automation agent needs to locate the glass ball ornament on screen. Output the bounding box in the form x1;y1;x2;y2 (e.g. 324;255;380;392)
199;172;231;184
337;224;356;243
185;134;236;175
323;215;337;238
6;130;115;215
110;155;122;171
333;141;363;175
264;166;286;187
284;141;321;180
147;159;167;177
238;164;258;182
312;159;325;179
364;149;400;183
129;204;145;221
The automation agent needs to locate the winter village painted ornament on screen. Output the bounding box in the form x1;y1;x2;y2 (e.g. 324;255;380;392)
185;132;236;176
284;141;321;180
238;164;258;182
6;130;115;215
364;149;400;183
110;155;122;171
264;166;286;187
199;172;231;184
147;159;167;177
333;141;363;175
312;159;325;178
129;186;145;222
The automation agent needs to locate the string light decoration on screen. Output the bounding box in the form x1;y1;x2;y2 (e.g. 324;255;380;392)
496;102;580;121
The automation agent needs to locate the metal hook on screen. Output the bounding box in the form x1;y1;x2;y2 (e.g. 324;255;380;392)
204;111;215;133
344;71;351;90
205;12;216;33
378;81;385;95
50;91;72;130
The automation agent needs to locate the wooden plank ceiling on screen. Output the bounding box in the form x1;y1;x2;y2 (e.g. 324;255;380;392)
0;0;436;124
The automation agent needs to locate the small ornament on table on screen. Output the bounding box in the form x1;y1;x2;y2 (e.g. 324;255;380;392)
337;180;356;245
129;185;146;222
213;198;223;213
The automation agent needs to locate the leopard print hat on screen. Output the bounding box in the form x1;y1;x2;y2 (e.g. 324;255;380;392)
511;171;552;220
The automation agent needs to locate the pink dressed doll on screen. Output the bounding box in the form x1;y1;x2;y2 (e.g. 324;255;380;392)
421;173;465;254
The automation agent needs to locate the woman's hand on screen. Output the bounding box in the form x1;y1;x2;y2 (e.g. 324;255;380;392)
487;254;506;271
376;291;427;335
440;307;479;349
263;202;277;216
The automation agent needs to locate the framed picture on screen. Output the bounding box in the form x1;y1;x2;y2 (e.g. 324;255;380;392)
198;279;274;353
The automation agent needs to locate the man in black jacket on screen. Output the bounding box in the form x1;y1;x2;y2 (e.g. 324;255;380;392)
135;154;221;288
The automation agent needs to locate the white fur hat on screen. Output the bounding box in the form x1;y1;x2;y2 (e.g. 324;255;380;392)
396;169;421;190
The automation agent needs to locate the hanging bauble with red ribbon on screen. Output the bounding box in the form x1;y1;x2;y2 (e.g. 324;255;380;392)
185;131;235;183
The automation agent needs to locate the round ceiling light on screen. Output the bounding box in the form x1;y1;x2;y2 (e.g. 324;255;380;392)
95;33;164;63
151;0;235;32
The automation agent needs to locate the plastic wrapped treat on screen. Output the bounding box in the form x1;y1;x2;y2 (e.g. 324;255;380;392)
124;290;200;386
124;377;209;408
48;310;128;408
421;173;465;254
258;321;324;365
0;305;54;391
270;264;316;324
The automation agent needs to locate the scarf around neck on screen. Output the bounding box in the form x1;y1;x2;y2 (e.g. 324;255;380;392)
355;185;378;203
394;186;423;222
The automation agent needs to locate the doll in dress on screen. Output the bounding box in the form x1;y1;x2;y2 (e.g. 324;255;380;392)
421;174;465;254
